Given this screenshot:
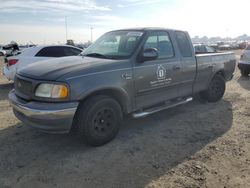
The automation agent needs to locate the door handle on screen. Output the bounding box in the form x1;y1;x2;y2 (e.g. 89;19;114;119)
173;66;181;71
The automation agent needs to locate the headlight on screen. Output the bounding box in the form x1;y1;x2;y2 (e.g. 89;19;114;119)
35;83;68;99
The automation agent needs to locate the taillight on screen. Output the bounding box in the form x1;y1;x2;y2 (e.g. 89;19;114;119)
7;59;18;66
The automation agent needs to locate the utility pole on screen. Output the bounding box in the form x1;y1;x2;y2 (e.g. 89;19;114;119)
91;27;93;43
65;16;68;43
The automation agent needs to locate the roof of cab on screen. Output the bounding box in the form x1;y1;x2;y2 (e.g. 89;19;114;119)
110;27;183;32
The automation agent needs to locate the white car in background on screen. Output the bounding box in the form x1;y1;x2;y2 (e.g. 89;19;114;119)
238;44;250;76
3;45;83;81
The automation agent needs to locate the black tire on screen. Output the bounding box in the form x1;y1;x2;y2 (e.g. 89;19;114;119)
74;95;122;146
200;74;226;102
240;69;249;77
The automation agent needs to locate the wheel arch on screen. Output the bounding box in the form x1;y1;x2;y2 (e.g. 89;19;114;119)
201;69;226;93
76;87;132;114
213;69;226;80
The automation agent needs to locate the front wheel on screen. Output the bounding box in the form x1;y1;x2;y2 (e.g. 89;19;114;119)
200;75;226;102
74;95;123;146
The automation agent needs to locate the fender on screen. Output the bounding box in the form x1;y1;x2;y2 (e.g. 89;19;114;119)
76;86;133;113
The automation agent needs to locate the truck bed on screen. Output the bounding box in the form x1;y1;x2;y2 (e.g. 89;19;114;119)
194;52;236;93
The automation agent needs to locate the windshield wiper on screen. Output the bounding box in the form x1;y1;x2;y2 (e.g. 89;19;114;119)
83;53;115;59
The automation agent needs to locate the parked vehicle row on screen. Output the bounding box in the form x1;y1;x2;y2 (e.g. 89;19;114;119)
193;42;248;51
1;42;20;57
217;42;248;50
8;28;236;146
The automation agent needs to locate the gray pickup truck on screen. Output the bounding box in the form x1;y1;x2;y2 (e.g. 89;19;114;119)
9;28;236;146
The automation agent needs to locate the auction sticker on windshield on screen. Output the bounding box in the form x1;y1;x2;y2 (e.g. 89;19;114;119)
127;32;143;37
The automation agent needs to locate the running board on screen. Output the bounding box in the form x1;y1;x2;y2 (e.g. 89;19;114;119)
132;97;193;118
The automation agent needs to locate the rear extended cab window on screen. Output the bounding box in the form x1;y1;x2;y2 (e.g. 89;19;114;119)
175;31;193;57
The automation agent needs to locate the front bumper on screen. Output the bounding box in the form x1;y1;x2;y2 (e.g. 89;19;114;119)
9;90;79;133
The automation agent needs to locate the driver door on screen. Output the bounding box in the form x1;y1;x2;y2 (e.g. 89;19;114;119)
133;31;183;109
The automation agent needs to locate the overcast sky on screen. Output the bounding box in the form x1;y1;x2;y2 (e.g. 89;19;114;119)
0;0;249;44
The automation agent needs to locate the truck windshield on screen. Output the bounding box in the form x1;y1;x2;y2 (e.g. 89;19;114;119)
81;31;144;59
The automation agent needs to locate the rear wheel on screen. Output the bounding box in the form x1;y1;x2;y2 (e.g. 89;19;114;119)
74;95;122;146
240;69;249;77
200;74;226;102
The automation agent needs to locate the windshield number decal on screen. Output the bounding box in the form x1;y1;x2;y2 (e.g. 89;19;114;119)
127;32;143;37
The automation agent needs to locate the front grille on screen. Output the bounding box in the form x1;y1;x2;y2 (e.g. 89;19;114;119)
14;77;33;98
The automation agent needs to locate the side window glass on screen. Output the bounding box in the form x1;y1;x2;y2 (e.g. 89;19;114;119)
35;47;51;57
158;34;174;58
56;47;66;57
144;36;158;49
144;32;174;58
36;47;64;57
175;31;193;57
63;47;81;56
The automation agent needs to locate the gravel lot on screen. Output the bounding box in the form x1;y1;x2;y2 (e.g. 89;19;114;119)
0;50;249;188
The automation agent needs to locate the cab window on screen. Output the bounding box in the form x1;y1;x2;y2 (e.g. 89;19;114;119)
144;31;174;58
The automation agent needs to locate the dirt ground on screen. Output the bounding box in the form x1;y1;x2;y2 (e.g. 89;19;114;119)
0;50;249;188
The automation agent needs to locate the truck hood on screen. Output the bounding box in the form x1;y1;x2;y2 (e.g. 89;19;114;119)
17;56;115;80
